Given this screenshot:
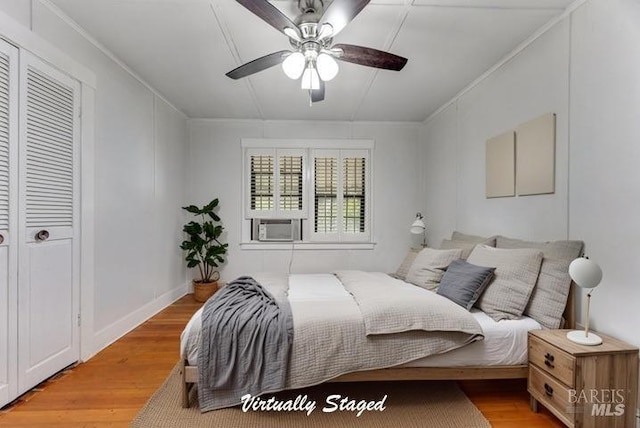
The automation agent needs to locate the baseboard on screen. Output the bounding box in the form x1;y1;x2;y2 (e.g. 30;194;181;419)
87;283;189;361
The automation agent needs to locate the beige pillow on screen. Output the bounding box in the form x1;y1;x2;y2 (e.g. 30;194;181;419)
451;231;497;247
405;248;463;290
393;249;419;281
439;239;476;259
495;236;584;328
467;245;543;321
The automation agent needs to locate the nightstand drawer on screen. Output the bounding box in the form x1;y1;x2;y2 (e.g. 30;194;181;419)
529;365;574;427
529;333;575;387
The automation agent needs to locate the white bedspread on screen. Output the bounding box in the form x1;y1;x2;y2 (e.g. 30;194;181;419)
404;308;540;367
284;271;482;388
181;273;540;373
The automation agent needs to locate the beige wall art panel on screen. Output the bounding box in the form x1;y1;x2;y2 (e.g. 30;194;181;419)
516;113;556;196
486;131;515;198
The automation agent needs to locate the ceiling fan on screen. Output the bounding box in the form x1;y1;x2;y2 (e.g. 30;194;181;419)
225;0;408;103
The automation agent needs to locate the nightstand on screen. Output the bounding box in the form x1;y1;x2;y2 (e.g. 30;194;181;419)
528;329;638;428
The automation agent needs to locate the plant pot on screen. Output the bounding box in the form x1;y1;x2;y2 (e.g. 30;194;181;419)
193;280;218;303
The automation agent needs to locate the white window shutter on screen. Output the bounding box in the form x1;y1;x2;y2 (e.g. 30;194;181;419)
275;148;306;218
313;153;338;234
24;67;75;228
341;150;370;241
250;151;274;213
310;148;370;242
0;52;10;232
246;148;275;218
309;149;339;241
278;154;303;211
245;147;307;219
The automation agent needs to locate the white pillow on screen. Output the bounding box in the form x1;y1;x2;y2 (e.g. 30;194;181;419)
467;245;543;321
405;248;463;290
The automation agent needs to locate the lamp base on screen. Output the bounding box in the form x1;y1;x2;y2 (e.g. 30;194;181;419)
566;330;603;346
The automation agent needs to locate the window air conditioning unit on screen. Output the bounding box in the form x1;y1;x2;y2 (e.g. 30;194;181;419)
252;219;302;242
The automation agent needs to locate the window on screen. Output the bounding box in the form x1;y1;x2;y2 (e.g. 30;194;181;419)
343;156;366;234
310;149;370;242
250;153;274;211
313;156;337;233
243;139;372;244
245;148;306;219
278;154;303;211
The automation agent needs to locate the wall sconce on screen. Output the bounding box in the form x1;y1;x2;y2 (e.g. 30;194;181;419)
410;213;426;247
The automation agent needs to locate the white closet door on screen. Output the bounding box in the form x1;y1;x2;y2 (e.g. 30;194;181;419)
0;39;18;408
17;51;80;394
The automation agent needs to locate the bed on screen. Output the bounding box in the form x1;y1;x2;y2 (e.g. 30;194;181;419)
179;233;583;410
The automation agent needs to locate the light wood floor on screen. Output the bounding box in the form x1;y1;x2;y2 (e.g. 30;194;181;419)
0;294;564;427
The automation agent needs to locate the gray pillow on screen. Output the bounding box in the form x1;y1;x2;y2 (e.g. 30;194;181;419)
467;245;543;321
437;260;495;310
495;236;584;328
405;248;463;290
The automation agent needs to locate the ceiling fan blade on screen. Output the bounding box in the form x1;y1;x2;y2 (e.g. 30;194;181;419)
311;81;325;103
333;44;407;71
226;50;289;80
318;0;371;37
236;0;298;36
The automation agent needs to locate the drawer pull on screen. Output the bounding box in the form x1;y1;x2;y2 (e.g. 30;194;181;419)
544;352;555;368
0;233;4;244
544;383;554;397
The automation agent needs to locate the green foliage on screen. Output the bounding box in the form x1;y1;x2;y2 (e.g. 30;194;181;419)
179;198;228;283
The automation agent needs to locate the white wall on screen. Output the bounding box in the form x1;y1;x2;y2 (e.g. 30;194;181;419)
420;0;640;351
0;2;189;356
421;19;571;245
188;119;421;280
568;0;640;347
419;104;459;247
154;99;189;297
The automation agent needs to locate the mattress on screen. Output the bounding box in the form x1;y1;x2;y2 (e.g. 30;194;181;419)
180;273;541;368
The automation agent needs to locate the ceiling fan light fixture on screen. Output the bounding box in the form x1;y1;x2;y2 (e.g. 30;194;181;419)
226;0;409;104
317;23;334;41
282;52;306;79
301;64;320;90
316;53;339;81
283;27;301;42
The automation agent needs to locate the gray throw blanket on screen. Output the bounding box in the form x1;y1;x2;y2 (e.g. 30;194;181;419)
197;276;293;412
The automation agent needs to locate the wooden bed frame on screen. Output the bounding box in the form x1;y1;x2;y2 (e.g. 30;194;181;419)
180;284;575;408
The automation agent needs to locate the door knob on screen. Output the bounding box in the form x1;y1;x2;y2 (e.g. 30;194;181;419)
0;233;4;244
35;230;50;241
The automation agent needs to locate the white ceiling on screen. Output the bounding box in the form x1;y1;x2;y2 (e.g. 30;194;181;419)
49;0;575;122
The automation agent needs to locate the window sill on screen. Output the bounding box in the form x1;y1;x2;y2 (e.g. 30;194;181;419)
239;242;376;251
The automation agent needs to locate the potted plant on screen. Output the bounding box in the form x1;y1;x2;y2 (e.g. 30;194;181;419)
180;198;229;302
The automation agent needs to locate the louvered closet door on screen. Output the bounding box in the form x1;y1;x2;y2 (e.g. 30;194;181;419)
0;39;19;408
17;51;80;394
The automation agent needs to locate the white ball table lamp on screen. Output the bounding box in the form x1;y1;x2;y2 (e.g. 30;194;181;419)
566;257;603;346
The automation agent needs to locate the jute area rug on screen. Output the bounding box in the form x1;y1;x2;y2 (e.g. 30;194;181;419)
132;363;491;428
